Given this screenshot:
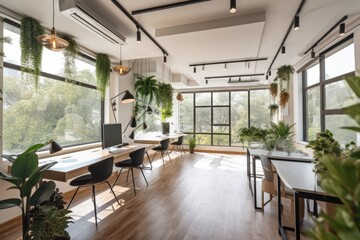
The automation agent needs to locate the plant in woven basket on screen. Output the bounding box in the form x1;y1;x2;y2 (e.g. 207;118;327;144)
20;17;44;89
269;82;278;97
279;91;289;108
96;54;111;99
276;65;294;81
268;104;279;115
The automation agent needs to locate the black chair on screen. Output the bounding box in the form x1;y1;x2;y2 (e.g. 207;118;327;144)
170;136;186;155
66;157;120;227
113;147;148;195
152;138;172;165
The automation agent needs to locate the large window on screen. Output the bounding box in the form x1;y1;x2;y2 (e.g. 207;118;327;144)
303;38;358;145
179;89;269;146
2;21;101;154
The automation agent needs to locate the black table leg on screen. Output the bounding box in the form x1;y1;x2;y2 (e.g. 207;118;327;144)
247;149;253;195
253;155;262;210
295;192;300;240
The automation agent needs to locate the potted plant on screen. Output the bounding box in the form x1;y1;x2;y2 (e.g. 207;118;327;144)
135;74;159;107
0;143;71;240
307;76;360;240
96;53;111;99
269;82;278;97
276;65;294;108
267;121;295;152
276;64;294;81
268;104;279;115
238;126;269;148
188;137;196;153
20;17;44;89
158;82;173;134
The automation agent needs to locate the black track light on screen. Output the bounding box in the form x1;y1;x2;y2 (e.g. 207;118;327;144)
294;15;300;30
266;75;268;80
206;80;208;84
339;22;345;36
202;65;205;72
311;49;315;59
224;63;227;71
164;54;167;63
238;77;241;81
229;77;231;83
230;0;236;13
269;70;271;76
136;26;141;43
194;67;196;73
281;45;286;55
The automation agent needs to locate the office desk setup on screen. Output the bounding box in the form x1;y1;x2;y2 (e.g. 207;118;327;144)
247;148;313;210
37;143;154;182
272;160;341;240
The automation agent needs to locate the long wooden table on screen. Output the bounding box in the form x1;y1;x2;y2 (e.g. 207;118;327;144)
134;134;185;144
37;144;154;182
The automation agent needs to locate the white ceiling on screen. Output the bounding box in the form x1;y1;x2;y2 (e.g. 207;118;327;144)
1;0;360;88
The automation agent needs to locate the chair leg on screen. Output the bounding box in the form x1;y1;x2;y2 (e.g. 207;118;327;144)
167;150;172;163
140;168;148;185
130;168;136;195
161;151;165;165
126;169;130;182
106;181;121;205
182;145;186;154
67;187;80;210
146;151;153;169
152;151;157;163
112;168;123;188
92;185;98;227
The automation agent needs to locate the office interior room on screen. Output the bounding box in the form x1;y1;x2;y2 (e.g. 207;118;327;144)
0;0;360;239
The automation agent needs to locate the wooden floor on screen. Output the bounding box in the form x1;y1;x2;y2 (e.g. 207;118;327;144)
1;151;309;240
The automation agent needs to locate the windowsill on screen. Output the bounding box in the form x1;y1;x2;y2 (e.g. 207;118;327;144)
296;140;309;146
37;142;102;159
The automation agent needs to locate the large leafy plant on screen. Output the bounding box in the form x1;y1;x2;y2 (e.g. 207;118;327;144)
0;143;60;239
20;17;44;89
135;75;159;107
307;76;360;240
238;126;269;145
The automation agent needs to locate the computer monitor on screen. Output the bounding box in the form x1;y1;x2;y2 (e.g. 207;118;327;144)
102;123;122;149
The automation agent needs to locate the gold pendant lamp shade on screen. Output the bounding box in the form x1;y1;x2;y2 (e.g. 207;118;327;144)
113;44;131;76
176;92;184;102
37;0;68;52
37;27;69;52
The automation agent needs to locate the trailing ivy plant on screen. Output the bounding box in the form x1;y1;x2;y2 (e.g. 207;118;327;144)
20;17;44;89
96;54;111;99
62;36;79;83
158;82;173;122
276;65;294;108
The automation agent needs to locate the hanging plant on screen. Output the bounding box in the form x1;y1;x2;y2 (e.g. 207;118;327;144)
135;75;159;106
279;90;290;108
276;65;294;81
269;82;278;97
62;36;78;83
268;104;279;115
96;54;111;99
20;17;44;89
158;82;173;122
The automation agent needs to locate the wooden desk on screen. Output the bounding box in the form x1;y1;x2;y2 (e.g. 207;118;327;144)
271;160;341;240
38;144;154;182
134;134;184;144
247;148;313;210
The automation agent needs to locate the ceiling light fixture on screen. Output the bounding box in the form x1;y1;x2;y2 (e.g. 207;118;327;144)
281;45;286;55
206;80;208;84
202;65;205;72
269;70;271;76
112;44;131;76
266;75;268;80
193;67;196;73
164;53;167;63
176;92;184;102
311;49;315;59
294;15;300;30
339;22;345;36
136;25;141;43
224;63;227;71
37;0;69;51
230;0;236;13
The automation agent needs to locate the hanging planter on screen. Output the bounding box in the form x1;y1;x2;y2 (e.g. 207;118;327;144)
96;54;111;99
20;17;44;89
276;65;294;81
279;91;290;108
158;82;174;122
268;104;279;115
269;82;278;97
62;36;79;83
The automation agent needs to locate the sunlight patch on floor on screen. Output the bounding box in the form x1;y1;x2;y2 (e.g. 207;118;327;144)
194;153;245;171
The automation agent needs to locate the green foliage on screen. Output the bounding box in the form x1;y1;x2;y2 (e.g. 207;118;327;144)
268;104;278;115
268;121;295;139
269;82;278;97
96;54;111;99
276;64;294;81
238;126;269;144
188;137;196;148
20;17;44;89
135;75;159;107
0;36;12;57
0;143;58;239
62;36;79;83
158;82;173;122
307;76;360;240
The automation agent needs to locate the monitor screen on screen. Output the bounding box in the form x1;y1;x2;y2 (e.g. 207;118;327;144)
102;123;122;149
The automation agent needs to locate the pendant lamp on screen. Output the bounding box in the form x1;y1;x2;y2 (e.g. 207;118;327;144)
37;0;69;51
112;44;131;76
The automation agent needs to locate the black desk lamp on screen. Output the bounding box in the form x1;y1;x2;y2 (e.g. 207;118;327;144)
110;90;135;123
128;123;148;140
48;140;63;154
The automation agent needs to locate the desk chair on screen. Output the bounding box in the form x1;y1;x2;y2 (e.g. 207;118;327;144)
66;157;120;227
170;136;186;155
152;138;172;165
259;155;304;227
113;147;148;195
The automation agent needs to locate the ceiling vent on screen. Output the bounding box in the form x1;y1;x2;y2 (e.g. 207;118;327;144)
59;0;125;44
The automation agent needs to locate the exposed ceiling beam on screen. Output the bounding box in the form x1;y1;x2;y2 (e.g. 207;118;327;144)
189;57;268;67
132;0;211;15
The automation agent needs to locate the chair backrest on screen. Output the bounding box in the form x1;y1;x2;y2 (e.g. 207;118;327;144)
177;136;184;145
88;157;114;182
259;154;273;182
160;138;170;149
129;147;146;166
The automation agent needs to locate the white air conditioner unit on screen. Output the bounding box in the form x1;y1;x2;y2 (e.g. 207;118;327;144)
59;0;126;44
